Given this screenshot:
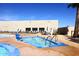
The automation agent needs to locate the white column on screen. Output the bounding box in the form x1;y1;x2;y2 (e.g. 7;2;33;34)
44;27;47;32
31;27;32;32
37;27;39;32
51;28;53;35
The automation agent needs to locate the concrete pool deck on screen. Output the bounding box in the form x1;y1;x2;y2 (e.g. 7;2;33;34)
0;33;79;56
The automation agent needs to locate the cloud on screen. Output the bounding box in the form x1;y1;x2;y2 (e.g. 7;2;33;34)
0;15;19;21
30;16;36;20
0;15;36;21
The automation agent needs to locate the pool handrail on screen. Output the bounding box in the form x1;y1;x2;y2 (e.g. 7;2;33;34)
36;36;58;45
45;38;57;45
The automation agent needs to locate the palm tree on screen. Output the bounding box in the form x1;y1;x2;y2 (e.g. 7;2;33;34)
68;3;79;37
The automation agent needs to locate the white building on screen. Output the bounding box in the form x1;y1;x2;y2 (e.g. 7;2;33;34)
67;26;74;36
58;26;74;36
0;20;58;34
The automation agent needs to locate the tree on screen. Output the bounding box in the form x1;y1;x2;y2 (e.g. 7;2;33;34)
68;3;79;37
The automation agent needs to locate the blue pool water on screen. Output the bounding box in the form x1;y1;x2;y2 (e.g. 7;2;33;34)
0;34;14;38
0;43;20;56
21;36;67;48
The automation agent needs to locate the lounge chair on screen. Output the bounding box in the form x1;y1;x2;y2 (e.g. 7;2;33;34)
15;33;22;41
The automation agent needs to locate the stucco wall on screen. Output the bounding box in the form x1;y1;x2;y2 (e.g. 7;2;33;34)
0;20;58;33
67;27;74;36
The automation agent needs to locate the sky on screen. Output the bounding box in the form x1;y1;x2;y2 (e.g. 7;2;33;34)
0;3;76;27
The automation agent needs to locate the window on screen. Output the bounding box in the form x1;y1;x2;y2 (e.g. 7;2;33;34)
39;28;45;32
32;28;38;31
26;28;31;32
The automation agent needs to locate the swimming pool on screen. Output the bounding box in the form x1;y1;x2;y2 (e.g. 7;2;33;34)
0;43;20;56
20;36;67;48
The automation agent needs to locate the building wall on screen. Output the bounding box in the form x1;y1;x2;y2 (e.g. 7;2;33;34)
58;27;68;35
0;20;58;33
67;27;74;36
58;26;74;36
